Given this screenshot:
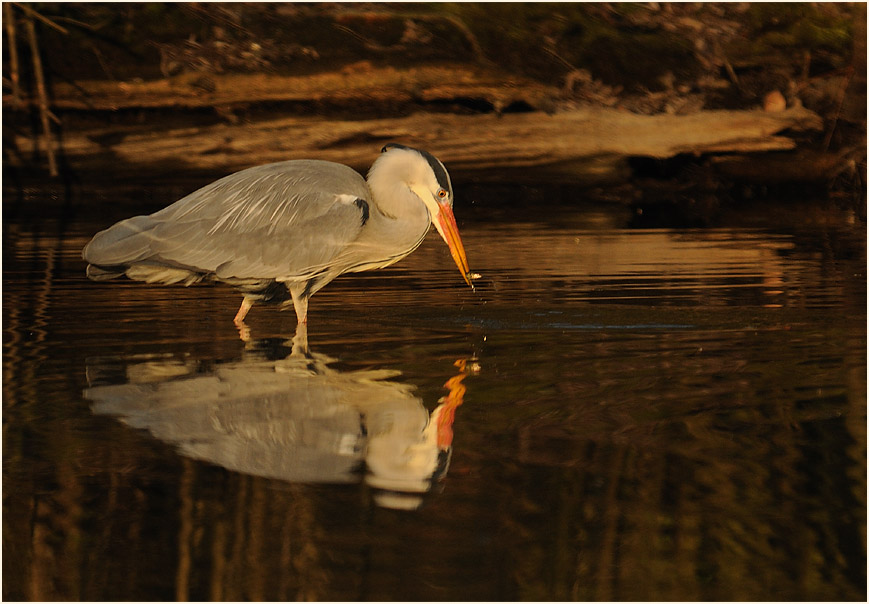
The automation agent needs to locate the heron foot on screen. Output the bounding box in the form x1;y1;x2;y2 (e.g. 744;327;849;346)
234;319;252;342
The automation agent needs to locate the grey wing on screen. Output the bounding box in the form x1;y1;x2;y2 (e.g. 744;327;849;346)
83;160;371;281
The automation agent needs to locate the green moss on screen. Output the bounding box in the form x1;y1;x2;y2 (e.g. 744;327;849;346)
741;3;853;57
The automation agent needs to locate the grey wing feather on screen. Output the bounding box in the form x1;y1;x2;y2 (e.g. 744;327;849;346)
82;215;162;266
83;160;371;281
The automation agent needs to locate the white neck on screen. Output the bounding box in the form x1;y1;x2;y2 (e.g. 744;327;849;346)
366;150;431;220
351;152;431;263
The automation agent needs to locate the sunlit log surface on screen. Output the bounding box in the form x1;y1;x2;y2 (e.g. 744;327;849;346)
13;105;822;184
46;67;551;113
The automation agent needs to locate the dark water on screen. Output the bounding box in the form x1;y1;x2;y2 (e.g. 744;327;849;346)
3;184;866;601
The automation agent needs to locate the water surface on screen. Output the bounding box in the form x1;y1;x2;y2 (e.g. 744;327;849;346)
3;185;866;601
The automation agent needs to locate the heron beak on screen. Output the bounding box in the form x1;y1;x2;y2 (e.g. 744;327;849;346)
432;200;473;290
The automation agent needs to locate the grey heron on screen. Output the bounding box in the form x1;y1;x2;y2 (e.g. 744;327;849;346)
82;143;473;325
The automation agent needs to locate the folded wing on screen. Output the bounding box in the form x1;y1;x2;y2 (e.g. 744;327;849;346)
83;160;371;284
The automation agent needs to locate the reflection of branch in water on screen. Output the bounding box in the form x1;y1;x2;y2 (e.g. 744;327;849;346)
83;326;475;510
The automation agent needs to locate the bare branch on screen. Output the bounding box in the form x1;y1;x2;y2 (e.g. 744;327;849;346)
25;14;58;176
13;3;69;34
4;3;21;106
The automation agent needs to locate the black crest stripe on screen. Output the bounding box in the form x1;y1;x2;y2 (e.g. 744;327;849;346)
381;143;451;193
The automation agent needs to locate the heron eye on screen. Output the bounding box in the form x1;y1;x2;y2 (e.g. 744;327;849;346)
437;188;448;199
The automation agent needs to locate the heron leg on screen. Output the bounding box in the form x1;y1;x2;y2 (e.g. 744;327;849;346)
289;284;309;324
233;297;254;325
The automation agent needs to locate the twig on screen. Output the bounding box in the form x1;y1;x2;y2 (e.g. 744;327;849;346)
4;3;21;107
800;50;811;84
332;23;386;52
333;10;491;66
12;2;68;34
722;54;740;89
714;40;740;90
438;14;490;66
543;44;578;72
90;45;116;81
25;14;58;176
822;65;855;152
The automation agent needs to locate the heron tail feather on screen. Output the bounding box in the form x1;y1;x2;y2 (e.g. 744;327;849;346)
82;215;160;266
83;216;203;285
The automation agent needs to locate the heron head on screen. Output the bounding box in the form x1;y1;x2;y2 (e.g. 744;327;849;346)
372;143;472;288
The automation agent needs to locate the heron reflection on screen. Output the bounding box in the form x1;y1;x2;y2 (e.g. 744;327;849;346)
83;325;471;510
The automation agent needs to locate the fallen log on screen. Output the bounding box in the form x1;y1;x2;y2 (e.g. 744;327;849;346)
20;104;821;184
44;66;551;113
4;63;826;183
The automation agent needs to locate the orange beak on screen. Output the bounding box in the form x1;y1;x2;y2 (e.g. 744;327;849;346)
433;200;473;290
